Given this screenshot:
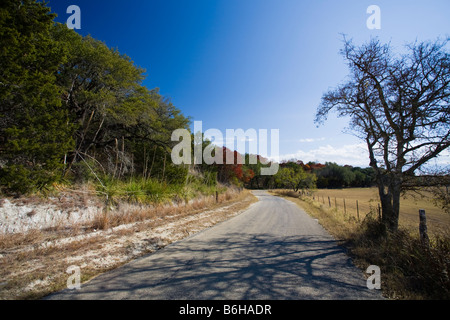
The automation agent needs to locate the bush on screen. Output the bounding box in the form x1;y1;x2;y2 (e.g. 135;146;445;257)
0;164;63;195
91;170;222;207
349;216;450;299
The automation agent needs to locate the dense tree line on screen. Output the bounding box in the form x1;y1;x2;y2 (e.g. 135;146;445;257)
244;160;375;190
0;0;190;194
315;162;375;189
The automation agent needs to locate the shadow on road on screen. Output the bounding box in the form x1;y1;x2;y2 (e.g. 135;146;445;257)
49;232;382;300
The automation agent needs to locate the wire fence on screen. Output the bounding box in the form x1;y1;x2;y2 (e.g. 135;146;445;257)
298;190;382;222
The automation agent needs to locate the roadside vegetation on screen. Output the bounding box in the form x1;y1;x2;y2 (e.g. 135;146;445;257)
0;1;260;300
273;189;450;300
0;1;258;200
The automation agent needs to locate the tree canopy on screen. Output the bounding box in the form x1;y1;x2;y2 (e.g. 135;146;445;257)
0;0;190;194
316;37;450;232
0;0;74;193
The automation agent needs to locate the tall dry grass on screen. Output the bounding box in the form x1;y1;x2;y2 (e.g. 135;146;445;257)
305;187;450;236
90;186;238;231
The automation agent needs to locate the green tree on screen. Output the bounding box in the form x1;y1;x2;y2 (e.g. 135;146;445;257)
51;24;147;175
315;162;355;189
52;25;190;182
350;167;375;187
0;0;74;194
0;1;192;194
275;166;316;192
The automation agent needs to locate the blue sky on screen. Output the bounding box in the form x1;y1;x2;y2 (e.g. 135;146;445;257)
47;0;450;167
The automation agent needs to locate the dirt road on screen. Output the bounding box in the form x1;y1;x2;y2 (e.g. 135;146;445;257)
46;190;383;300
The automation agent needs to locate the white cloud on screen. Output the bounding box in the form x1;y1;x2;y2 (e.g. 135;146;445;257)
279;143;370;167
299;137;326;143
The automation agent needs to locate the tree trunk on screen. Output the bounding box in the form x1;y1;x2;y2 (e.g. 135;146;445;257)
148;145;157;180
377;176;401;232
162;151;167;182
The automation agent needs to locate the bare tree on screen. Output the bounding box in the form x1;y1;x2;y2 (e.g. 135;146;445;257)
315;37;450;232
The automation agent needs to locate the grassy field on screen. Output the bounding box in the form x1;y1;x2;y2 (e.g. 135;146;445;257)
307;187;450;236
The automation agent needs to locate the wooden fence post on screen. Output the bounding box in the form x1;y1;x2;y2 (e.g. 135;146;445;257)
419;209;430;248
356;200;360;221
328;196;331;207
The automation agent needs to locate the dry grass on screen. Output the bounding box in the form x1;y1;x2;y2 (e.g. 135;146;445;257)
305;187;450;236
0;188;257;300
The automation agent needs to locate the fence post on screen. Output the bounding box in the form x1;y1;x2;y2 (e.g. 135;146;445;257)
377;203;381;221
419;209;430;248
334;197;337;208
216;191;219;203
328;196;331;207
356;200;360;221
